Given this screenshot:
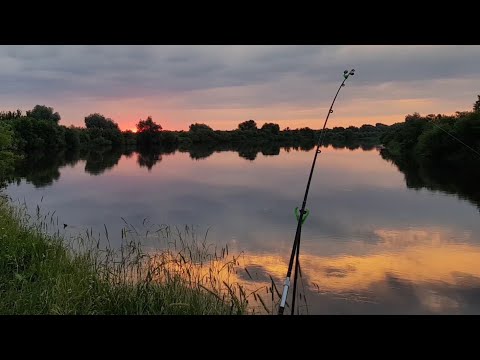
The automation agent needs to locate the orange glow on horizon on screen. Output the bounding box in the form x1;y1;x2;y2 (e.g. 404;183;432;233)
60;95;472;132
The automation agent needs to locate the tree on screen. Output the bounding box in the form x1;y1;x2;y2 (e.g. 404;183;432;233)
136;116;162;133
0;109;22;121
122;130;137;146
189;123;213;132
64;126;80;149
0;123;13;150
474;95;480;112
84;114;122;146
260;122;280;135
188;123;217;144
0;122;15;181
238;119;257;131
85;113;119;130
26;105;61;123
136;116;162;146
11;118;66;151
360;124;376;131
405;112;422;122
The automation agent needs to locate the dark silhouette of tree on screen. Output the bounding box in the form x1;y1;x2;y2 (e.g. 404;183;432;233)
238;120;257;131
260;143;281;156
85;113;119;130
474;95;480;112
84;114;122;146
189;123;213;132
159;131;179;148
261;122;280;135
122;130;137;146
10;151;73;188
0;109;22;121
136;116;162;146
137;116;162;133
188;123;218;144
65;126;80;149
26;105;61;123
188;145;215;160
380;149;480;212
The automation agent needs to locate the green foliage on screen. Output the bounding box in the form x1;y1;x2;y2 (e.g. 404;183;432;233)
84;115;123;147
26;105;61;123
0;123;15;183
0;123;13;150
86;128;114;147
380;114;431;156
64;126;80;149
382;101;480;167
10;117;66;151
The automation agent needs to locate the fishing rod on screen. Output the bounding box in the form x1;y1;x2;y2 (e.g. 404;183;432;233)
278;69;355;315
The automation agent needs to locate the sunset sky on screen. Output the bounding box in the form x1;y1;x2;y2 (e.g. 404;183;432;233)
1;45;479;131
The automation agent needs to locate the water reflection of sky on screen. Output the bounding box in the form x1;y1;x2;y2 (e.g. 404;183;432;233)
6;147;480;314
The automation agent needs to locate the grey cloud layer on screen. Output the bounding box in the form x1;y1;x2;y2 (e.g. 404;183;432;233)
1;45;480;110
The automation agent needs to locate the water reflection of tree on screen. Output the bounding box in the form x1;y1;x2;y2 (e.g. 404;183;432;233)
238;148;258;161
84;147;124;176
137;151;162;171
11;150;80;188
5;139;383;188
187;145;215;160
7;146;132;187
380;149;480;211
136;144;176;171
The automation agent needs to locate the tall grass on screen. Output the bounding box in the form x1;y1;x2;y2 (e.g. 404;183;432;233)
0;196;271;315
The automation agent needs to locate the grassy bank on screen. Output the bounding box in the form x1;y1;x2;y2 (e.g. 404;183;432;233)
0;196;248;315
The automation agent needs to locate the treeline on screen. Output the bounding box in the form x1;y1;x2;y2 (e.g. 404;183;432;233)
0;104;387;153
380;95;480;166
180;121;386;148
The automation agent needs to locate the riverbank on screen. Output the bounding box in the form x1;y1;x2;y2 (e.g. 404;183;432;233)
0;196;247;315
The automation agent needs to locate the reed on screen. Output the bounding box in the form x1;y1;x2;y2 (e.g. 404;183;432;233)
0;196;273;315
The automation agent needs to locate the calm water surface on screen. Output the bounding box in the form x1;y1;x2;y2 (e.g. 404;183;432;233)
6;147;480;314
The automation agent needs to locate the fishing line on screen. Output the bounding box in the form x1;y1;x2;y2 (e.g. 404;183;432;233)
429;120;480;158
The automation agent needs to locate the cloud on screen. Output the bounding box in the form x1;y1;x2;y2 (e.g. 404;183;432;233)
1;45;479;129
